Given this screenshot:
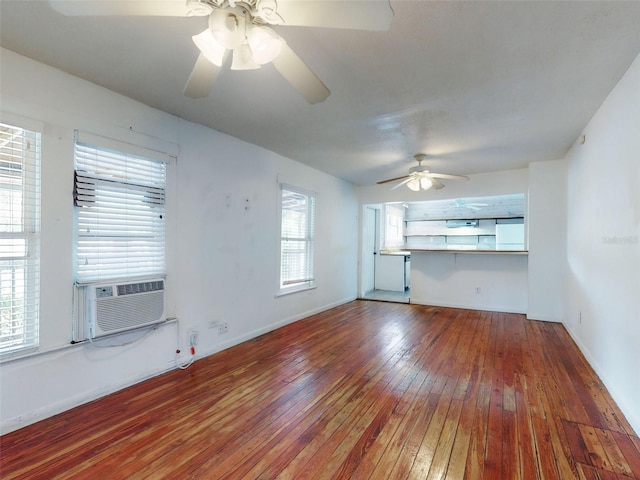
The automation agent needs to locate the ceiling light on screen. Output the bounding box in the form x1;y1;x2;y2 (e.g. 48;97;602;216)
231;44;261;70
407;178;420;191
420;177;433;190
209;9;246;50
192;29;227;66
247;26;283;65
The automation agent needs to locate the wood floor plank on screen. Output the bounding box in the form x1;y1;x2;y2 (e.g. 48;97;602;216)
514;374;537;480
463;311;496;480
532;414;562;480
2;301;639;479
579;423;615;472
594;426;635;477
610;430;640;475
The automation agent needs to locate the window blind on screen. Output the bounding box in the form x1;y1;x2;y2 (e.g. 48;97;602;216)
0;122;40;355
74;141;166;284
279;186;315;292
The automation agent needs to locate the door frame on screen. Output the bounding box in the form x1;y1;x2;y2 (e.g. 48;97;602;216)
360;204;380;297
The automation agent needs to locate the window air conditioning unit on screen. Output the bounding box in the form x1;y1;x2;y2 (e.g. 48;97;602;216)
84;279;165;339
446;219;479;228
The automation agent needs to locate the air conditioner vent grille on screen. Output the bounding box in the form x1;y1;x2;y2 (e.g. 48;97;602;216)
95;291;164;334
117;280;164;296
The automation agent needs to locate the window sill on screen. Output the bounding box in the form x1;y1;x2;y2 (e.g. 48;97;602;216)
276;284;316;298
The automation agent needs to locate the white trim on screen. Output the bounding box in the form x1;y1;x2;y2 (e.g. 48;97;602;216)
0;338;176;434
563;323;640;435
0;297;356;434
275;285;317;298
200;296;356;358
409;297;527;315
526;312;563;323
0;112;44;133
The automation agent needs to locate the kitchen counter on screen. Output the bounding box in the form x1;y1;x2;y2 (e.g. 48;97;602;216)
409;247;528;255
379;250;411;256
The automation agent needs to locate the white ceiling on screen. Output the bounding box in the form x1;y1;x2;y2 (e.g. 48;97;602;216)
2;1;640;186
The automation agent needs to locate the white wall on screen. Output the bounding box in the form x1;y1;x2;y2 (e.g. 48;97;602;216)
410;252;528;313
0;49;358;433
564;52;640;434
527;159;567;321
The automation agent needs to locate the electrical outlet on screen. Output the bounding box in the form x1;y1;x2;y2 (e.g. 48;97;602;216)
189;330;199;346
208;319;218;329
218;322;228;334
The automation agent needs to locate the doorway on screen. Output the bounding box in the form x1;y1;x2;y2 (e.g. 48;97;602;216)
361;206;378;296
360;205;410;304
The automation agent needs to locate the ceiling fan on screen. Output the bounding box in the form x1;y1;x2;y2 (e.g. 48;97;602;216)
48;0;394;104
377;154;470;191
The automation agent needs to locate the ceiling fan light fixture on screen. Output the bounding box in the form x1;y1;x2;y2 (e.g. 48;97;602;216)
407;178;420;191
185;0;214;17
247;26;283;65
420;177;433;190
192;29;227;66
231;43;261;70
209;8;246;49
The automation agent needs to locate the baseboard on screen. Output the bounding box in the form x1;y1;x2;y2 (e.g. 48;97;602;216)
196;295;358;361
1;362;176;435
410;297;527;315
563;323;640;436
526;312;563;323
1;297;358;435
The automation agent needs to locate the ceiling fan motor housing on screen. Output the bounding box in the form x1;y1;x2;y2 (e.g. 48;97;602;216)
409;165;429;174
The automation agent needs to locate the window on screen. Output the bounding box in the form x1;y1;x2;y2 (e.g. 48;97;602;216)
0;122;40;355
383;204;405;248
279;185;315;294
74;141;166;284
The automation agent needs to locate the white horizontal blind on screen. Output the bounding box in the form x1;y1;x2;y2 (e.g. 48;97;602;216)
74;141;166;283
0;122;40;355
280;185;315;292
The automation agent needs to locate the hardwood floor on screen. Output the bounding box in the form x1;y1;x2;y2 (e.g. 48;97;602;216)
2;301;639;479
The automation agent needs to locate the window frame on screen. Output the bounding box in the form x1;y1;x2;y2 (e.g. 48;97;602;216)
277;183;316;296
0;119;41;357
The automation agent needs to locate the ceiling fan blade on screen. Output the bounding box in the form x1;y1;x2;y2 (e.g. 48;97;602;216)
430;177;445;190
184;53;225;99
49;0;193;16
429;173;470;181
276;0;393;31
272;42;330;104
377;175;409;185
390;178;413;191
